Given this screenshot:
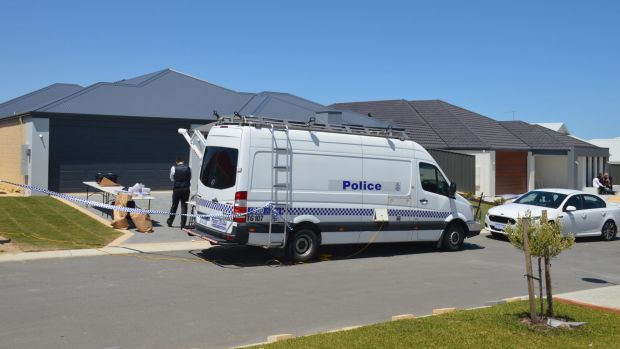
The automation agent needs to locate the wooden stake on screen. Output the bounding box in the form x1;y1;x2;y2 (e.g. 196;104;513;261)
522;217;539;323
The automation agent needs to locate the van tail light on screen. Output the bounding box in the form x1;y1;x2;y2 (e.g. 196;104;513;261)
233;191;247;223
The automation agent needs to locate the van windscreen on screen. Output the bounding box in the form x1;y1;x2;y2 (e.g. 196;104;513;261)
200;146;238;189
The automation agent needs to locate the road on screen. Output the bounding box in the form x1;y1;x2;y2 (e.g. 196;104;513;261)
1;233;618;349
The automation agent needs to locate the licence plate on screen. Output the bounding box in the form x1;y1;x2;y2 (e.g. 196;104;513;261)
196;215;210;226
211;216;228;231
494;223;505;230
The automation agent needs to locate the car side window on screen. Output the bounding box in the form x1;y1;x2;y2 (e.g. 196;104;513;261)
419;162;449;196
582;195;606;209
564;195;583;211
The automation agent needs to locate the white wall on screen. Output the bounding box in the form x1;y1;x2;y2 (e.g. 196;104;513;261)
534;155;568;189
577;156;586;190
527;152;535;190
460;151;494;197
23;117;49;196
589;137;620;163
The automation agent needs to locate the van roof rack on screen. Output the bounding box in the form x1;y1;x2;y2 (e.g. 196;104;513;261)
210;114;409;141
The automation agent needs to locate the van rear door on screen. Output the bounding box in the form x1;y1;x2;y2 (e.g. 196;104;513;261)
196;131;241;234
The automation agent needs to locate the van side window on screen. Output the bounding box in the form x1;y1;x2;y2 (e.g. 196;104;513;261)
200;146;238;189
419;162;449;196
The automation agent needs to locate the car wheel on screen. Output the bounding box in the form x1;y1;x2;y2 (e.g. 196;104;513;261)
443;224;465;251
287;228;319;262
601;220;617;241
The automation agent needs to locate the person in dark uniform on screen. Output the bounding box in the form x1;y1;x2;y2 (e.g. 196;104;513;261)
167;156;192;228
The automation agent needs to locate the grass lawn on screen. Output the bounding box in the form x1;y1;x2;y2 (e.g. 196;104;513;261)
249;302;620;349
469;199;495;222
477;202;495;221
0;197;121;251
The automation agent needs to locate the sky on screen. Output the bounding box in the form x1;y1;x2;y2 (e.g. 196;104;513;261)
1;0;618;139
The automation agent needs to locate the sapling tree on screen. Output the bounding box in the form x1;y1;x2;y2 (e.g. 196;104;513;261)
506;210;575;318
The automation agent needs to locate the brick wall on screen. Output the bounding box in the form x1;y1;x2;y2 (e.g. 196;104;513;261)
0;118;24;193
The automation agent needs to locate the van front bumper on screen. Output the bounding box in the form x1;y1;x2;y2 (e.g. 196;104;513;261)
466;221;481;238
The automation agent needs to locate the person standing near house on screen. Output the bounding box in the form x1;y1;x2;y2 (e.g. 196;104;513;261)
167;156;192;228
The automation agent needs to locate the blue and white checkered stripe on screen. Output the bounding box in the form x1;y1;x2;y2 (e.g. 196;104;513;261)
242;206;450;220
196;197;233;214
388;209;451;219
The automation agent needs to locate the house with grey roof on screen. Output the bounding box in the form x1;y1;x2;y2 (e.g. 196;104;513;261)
331;99;609;196
0;69;385;194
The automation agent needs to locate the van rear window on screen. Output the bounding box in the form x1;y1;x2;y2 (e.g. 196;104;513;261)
200;147;238;189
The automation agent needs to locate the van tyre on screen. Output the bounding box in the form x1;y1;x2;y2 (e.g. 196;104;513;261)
601;220;617;241
442;224;465;251
287;228;319;262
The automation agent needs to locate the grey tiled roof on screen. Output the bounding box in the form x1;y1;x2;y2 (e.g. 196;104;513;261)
533;124;601;149
1;69;383;127
329;99;449;148
499;121;570;150
424;101;529;150
331;99;531;150
0;83;83;119
332;98;605;151
37;69;253;121
500;121;602;150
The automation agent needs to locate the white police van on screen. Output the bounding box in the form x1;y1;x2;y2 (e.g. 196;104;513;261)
184;115;480;262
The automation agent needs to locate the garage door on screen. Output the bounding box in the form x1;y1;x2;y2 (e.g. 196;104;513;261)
49;117;194;192
495;151;527;195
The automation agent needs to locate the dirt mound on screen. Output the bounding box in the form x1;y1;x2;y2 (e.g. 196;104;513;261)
0;235;21;253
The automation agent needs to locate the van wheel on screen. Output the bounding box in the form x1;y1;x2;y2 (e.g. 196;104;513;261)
601;220;617;241
442;224;465;251
287;228;319;262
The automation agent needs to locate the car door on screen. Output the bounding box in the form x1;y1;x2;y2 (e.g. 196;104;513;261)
415;162;452;241
581;194;608;234
559;194;583;236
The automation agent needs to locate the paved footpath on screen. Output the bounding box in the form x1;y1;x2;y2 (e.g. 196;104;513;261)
0;233;618;349
556;285;620;314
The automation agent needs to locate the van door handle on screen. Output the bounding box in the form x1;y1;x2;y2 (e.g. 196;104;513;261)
581;214;587;219
419;199;428;205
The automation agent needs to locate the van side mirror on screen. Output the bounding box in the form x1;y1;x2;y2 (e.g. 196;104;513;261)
448;182;457;198
565;205;576;212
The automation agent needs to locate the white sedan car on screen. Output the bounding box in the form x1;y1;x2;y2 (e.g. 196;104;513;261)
486;189;619;241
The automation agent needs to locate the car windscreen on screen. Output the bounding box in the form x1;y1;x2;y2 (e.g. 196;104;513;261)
200;146;238;189
514;191;567;209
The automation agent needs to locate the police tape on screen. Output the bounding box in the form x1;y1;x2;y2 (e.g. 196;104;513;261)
0;180;279;221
